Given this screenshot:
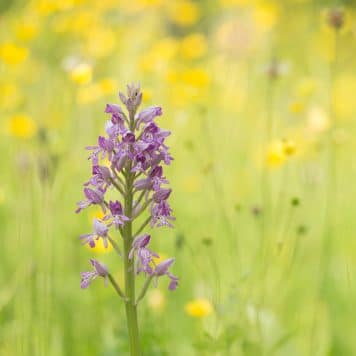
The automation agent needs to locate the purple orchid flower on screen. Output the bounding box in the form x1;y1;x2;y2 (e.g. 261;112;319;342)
141;122;170;146
154;258;179;291
128;234;159;275
105;104;126;123
76;187;106;213
136;106;162;126
107;200;129;228
84;165;112;191
86;136;115;163
80;259;108;289
151;200;175;228
77;83;178;340
133;166;168;191
153;188;171;203
79;219;109;248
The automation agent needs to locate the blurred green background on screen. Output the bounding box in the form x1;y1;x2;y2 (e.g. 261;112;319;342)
0;0;356;355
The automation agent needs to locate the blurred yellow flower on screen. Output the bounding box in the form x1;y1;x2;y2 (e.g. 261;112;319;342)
147;253;171;280
86;209;112;254
142;89;152;103
266;141;286;167
185;298;213;318
88;208;105;224
77;78;119;104
0;83;22;110
33;0;81;14
220;0;250;7
69;63;93;85
0;43;28;65
8;114;37;139
147;289;166;311
332;75;356;118
253;3;279;31
15;21;39;41
70;11;98;34
289;101;305;114
152;253;167;266
87;237;113;254
153;37;179;59
32;0;58;16
283;139;297;156
136;0;163;9
180;33;207;59
98;78;117;95
167;1;200;27
181;68;210;88
92;0;121;12
57;0;85;11
120;0;163;12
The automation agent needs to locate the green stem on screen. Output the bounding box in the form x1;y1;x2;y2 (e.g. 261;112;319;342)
123;112;141;356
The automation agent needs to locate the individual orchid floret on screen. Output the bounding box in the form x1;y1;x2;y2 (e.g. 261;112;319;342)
85;165;111;191
86;136;115;163
105;103;126;123
149;166;169;190
79;219;109;248
117;131;136;161
133;166;168;191
151;200;175;228
153;188;172;203
129;234;151;258
141;122;170;146
133;177;152;191
107;200;129;228
80;259;108;289
153;258;179;291
129;234;159;275
136;106;162;126
131;153;149;174
76;187;105;213
111;152;128;172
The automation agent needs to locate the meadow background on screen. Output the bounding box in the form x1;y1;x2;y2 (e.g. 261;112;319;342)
0;0;356;355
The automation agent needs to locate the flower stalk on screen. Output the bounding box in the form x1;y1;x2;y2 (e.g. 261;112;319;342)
122;144;140;355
